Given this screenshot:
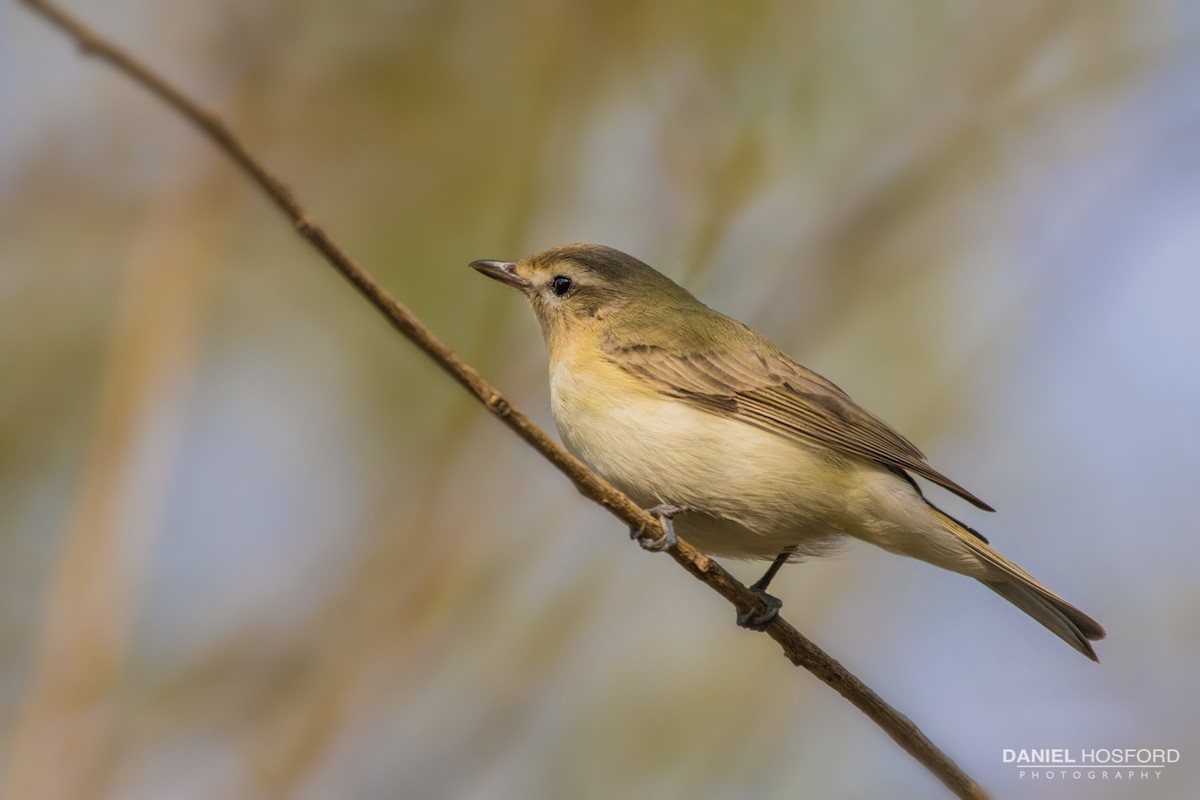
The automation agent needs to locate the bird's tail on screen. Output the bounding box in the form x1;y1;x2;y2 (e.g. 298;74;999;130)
932;511;1106;661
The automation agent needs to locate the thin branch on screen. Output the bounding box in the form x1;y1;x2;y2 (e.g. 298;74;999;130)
20;2;987;798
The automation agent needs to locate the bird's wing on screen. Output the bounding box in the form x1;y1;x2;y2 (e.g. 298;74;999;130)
605;332;994;511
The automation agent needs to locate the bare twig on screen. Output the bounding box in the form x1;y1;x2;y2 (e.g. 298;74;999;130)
20;2;987;797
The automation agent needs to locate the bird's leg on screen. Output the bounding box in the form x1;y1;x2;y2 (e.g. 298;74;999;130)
736;545;798;631
751;546;794;594
630;504;684;552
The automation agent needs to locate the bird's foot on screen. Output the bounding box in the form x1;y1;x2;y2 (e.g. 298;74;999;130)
736;589;783;631
630;504;684;552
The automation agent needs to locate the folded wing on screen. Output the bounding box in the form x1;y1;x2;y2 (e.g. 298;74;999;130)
605;323;994;512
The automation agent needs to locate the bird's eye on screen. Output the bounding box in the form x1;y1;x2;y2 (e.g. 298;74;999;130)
551;275;573;296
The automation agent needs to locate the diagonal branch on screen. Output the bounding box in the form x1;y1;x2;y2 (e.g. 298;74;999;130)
20;2;987;797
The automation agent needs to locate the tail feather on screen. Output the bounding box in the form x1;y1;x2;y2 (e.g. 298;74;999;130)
933;512;1106;661
983;577;1105;661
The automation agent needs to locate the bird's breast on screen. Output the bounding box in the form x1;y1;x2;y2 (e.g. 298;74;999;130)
549;354;668;506
548;352;856;556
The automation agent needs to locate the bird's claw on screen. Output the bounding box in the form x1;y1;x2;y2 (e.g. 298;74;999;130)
736;589;782;631
630;504;684;552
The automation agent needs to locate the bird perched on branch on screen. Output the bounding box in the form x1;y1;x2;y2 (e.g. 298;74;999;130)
472;243;1105;660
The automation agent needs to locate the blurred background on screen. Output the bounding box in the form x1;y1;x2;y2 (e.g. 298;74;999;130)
2;1;1198;798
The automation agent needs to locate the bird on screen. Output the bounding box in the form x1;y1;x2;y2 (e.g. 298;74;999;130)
471;243;1105;660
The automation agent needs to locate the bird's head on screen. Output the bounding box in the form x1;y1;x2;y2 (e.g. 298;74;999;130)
471;243;696;350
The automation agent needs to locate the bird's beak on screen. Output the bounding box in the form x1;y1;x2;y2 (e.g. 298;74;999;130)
470;259;532;290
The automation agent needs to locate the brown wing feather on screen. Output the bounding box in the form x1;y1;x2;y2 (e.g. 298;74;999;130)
607;336;994;512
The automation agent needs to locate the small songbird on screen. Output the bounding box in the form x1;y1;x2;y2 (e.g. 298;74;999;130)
471;244;1105;660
